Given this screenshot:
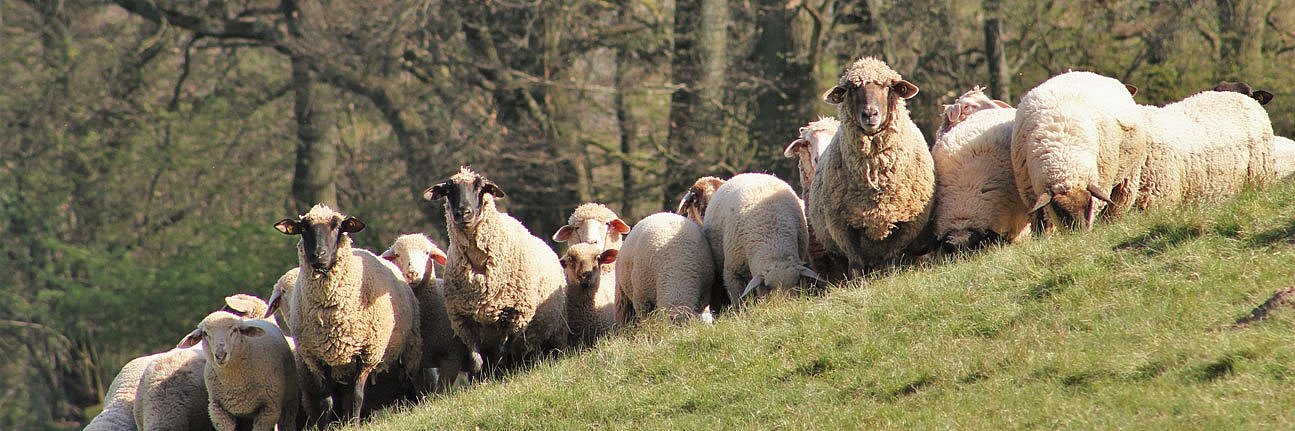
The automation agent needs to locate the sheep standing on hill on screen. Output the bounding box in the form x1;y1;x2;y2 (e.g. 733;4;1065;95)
704;173;821;303
179;311;297;431
424;167;568;374
783;117;841;195
272;204;422;424
807;56;934;274
1211;81;1293;178
86;353;160;431
133;344;212;431
616;212;715;324
552;203;631;251
381;233;471;393
560;243;618;346
1134;90;1274;209
1011;71;1147;230
676;176;726;226
932;101;1030;250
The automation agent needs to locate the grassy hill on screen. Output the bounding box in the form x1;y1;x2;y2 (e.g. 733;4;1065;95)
363;180;1295;430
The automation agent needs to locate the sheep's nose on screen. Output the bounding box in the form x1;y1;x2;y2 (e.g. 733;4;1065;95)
863;106;880;117
214;349;228;364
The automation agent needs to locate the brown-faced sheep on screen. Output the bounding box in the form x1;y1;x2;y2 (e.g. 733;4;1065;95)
676;176;727;226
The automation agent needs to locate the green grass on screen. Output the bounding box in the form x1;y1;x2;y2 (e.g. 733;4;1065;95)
363;180;1295;430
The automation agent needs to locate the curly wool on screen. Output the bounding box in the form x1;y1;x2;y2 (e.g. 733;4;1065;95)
134;346;213;431
616;212;715;324
704;173;813;302
1275;136;1295;178
85;353;161;431
932;107;1031;248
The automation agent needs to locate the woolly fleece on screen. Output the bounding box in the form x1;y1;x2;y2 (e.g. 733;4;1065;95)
677;176;726;225
383;233;469;392
195;311;297;431
560;243;617;346
615;212;715;324
703;173;812;302
133;345;213;431
932;107;1031;248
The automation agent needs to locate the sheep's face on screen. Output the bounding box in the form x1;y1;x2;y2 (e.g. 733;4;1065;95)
560;244;617;291
824;80;918;136
1029;183;1111;230
274;207;366;275
183;312;267;368
382;238;447;286
554;218;631;249
424;172;505;230
676;176;726;225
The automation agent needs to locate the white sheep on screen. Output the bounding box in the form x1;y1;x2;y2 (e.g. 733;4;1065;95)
179;311;297;431
1275;136;1295;178
551;203;631;251
1011;71;1146;230
380;233;471;393
676;176;727;226
1133;90;1274;209
264;268;299;336
807;56;934;274
934;85;1011;141
615;212;716;324
271;204;422;424
423;167;568;373
133;344;212;431
560;242;619;346
782;117;841;195
932;106;1031;250
703;173;822;303
85;354;158;431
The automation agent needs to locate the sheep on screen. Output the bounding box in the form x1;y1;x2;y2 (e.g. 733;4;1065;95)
934;85;1012;141
1133;90;1274;209
932;105;1032;250
616;212;715;324
85;354;157;431
1011;71;1147;230
782;117;841;195
219;293;274;325
703;173;822;304
676;176;726;225
380;233;471;393
1213;81;1275;106
1275;136;1295;178
264;268;299;336
806;56;934;274
133;344;213;431
178;311;297;431
271;204;422;424
551;203;631;251
423;167;568;374
560;242;618;346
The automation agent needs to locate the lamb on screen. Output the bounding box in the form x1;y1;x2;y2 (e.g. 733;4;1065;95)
1133;90;1274;210
616;212;715;324
807;56;934;274
934;85;1012;141
85;354;158;431
1011;71;1147;230
703;173;822;303
423;167;568;374
676;176;726;225
783;117;841;195
271;204;422;424
559;243;618;346
551;203;631;251
931;105;1031;250
380;233;471;393
264;268;299;336
178;311;297;431
133;344;212;431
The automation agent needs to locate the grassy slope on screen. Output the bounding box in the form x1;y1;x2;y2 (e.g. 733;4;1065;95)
364;180;1295;430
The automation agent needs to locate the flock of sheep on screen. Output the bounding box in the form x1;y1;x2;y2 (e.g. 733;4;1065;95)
84;56;1290;431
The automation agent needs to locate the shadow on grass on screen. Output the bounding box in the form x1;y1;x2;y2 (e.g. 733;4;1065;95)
1246;217;1295;247
1026;274;1074;301
1114;223;1205;256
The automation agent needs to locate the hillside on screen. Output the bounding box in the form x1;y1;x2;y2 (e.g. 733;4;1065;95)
363;180;1295;430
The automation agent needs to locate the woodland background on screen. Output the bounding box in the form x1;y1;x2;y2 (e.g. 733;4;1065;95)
0;0;1292;428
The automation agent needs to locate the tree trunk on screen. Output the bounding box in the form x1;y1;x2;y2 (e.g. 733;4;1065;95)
289;57;338;212
750;1;816;181
1216;0;1273;79
665;0;729;209
615;47;638;218
983;0;1010;102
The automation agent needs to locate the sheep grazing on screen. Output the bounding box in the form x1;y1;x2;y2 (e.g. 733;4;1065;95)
423;167;568;374
179;311;297;431
271;204;422;424
1011;71;1147;230
1213;81;1275;106
133;344;213;431
552;203;631;251
1133;90;1275;210
704;173;822;303
560;242;618;346
381;233;471;393
932;105;1031;250
935;85;1012;141
676;176;726;225
783;117;841;195
807;56;934;274
616;212;716;324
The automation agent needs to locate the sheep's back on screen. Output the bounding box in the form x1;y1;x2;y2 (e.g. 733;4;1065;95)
618;213;714;315
934;108;1028;242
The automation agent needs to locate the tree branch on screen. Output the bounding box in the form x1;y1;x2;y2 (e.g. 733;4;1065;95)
111;0;280;41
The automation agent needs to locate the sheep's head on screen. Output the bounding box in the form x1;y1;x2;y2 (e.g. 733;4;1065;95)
381;233;447;286
179;311;273;368
1213;81;1275;105
783;117;840;163
424;166;505;230
823;57;918;136
552;203;631;249
221;294;269;320
1028;183;1112;230
938;86;1011;134
941;229;1005;252
274;204;365;276
676;176;726;225
560;243;617;292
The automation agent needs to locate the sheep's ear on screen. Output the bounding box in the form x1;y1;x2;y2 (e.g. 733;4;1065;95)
481;181;506;199
1124;84;1138;96
559;255;571;269
823;86;848;104
423;182;452;201
430;250;447;266
382;252;399;263
675;191;697;214
223;296;256;317
892;80;919;99
597;249;619;265
266;293;281;317
609;219;631;235
783;138;807;158
553;226;577;242
992;100;1012;108
1252;90;1274;105
1028;192;1052;215
177;329;203;349
274;219;303;235
239;325;266;338
340;217;365;233
1087;183;1113;205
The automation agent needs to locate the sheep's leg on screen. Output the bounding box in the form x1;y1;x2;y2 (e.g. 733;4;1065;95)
346;366;373;423
208;402;238;431
722;267;745;306
250;409;278;431
298;359;332;429
279;394;299;431
437;353;464;393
